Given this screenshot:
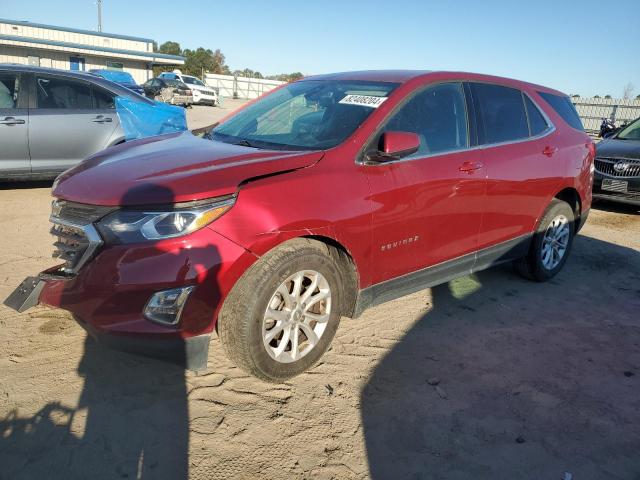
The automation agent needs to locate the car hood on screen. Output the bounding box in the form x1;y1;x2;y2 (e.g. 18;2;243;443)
190;85;216;93
596;138;640;160
53;132;323;206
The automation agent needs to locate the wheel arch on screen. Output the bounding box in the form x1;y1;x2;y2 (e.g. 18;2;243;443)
553;187;582;232
300;235;360;319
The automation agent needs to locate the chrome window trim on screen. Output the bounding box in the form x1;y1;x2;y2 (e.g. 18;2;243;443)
49;216;103;274
358;81;556;167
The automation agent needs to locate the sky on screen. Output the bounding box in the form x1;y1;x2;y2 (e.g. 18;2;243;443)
2;0;639;97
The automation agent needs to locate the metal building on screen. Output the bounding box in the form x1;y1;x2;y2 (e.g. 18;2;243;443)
0;18;184;84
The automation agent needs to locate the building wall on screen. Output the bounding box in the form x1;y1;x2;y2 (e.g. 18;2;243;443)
0;21;152;53
0;45;153;84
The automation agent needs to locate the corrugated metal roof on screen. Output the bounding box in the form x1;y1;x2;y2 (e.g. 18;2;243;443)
0;17;154;43
0;34;185;63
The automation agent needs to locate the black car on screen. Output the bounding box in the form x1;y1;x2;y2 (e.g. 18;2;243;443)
142;77;193;106
594;116;640;206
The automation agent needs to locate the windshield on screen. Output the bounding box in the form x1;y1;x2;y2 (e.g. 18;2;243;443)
183;76;206;86
211;80;399;150
165;79;187;88
616;117;640;140
97;70;136;84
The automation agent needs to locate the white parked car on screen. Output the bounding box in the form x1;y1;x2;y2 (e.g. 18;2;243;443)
159;71;219;106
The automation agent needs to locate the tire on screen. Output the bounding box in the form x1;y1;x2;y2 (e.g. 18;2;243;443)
218;238;344;382
514;198;575;282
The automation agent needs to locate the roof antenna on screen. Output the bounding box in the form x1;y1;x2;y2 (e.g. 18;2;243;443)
97;0;103;32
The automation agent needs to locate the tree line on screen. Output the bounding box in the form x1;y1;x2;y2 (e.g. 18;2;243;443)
153;41;303;82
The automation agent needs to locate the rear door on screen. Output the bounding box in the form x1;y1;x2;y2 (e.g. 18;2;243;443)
469;82;560;254
29;73;118;174
0;70;30;176
367;82;486;284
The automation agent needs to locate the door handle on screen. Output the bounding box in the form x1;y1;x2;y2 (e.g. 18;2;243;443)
459;161;484;173
0;117;26;125
542;146;558;157
92;115;113;123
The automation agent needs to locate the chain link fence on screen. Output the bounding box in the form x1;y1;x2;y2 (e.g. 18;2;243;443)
571;97;640;134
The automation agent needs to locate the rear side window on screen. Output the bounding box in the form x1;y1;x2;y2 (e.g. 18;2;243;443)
538;92;584;131
36;76;92;109
524;95;549;136
93;87;115;109
471;83;528;144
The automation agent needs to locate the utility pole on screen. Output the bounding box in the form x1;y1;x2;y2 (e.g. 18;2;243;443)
97;0;103;32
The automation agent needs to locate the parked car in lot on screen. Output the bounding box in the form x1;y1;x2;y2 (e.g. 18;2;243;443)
88;69;145;96
5;70;594;382
159;71;219;105
593;116;640;206
0;64;184;181
142;77;193;106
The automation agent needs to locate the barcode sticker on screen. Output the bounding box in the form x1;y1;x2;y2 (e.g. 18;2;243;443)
339;95;387;108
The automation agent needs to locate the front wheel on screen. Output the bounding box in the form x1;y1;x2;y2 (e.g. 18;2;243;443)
515;198;575;281
218;239;344;382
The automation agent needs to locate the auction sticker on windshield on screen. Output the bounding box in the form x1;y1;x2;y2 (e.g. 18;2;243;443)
339;94;387;108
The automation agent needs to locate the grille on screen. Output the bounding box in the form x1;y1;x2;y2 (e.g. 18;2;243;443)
50;200;113;274
51;200;115;225
50;223;91;272
594;157;640;178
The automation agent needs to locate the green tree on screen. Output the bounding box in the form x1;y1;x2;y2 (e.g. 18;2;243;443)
158;41;182;56
211;49;229;75
183;48;231;77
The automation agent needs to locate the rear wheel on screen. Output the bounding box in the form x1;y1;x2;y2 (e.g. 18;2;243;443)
218;239;344;382
515;198;575;281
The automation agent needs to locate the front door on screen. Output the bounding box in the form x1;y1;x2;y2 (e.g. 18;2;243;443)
0;71;30;176
366;82;486;285
29;74;117;174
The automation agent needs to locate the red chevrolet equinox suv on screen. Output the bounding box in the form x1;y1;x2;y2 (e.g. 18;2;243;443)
6;71;594;382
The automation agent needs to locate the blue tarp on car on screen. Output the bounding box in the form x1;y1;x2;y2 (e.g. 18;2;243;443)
115;97;188;140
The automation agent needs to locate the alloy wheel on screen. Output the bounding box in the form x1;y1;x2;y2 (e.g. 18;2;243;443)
541;214;570;270
262;270;331;363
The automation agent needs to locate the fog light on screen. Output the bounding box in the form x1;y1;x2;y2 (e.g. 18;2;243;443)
144;286;195;326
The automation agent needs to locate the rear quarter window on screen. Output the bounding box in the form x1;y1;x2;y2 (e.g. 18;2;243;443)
538;92;584;131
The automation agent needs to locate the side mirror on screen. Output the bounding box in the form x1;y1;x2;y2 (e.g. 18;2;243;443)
366;131;420;163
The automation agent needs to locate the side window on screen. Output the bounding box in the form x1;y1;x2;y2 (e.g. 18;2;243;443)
93;87;115;109
524;95;549;136
36;76;92;109
471;83;528;144
381;82;468;156
537;91;584;131
0;72;20;109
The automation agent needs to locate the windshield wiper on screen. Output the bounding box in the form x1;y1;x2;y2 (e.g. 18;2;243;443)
232;139;259;148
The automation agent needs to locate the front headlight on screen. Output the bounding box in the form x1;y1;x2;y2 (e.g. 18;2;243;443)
97;196;234;244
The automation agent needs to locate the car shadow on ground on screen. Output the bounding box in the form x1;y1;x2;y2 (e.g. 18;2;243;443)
361;234;640;480
592;198;640;215
0;184;223;480
0;342;189;479
0;180;54;190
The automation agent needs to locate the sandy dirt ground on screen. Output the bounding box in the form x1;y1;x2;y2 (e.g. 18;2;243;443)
0;124;639;478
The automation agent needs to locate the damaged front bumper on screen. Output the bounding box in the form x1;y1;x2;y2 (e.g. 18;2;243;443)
3;223;256;371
